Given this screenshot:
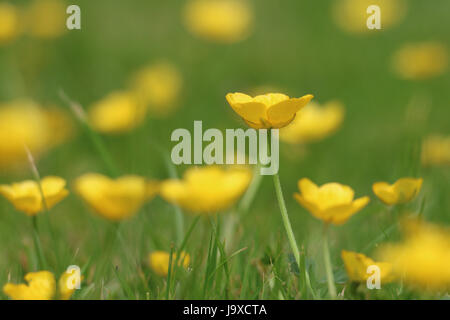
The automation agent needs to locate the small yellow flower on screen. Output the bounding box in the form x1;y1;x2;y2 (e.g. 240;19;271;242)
88;91;145;134
421;135;450;167
341;250;395;283
377;220;450;291
58;269;82;300
294;178;369;225
3;271;56;300
183;0;253;43
226;93;314;129
0;2;20;44
392;42;448;80
0;176;69;216
25;0;66;39
0;100;48;169
332;0;406;34
129;62;183;117
280;101;345;144
74;173;152;221
160;166;252;214
148;251;190;277
372;177;423;205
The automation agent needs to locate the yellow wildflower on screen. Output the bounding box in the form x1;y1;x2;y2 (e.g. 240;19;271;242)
58;269;82;300
160;166;251;214
3;271;56;300
183;0;253;43
25;0;66;39
0;2;20;44
280;101;345;144
74;173;152;221
0;100;48;169
392;42;448;80
149;251;190;277
89;91;145;134
378;220;450;291
372;177;423;205
294;178;369;225
421;135;450;167
341;250;395;283
0;176;69;216
129;62;182;117
226;92;314;129
333;0;406;34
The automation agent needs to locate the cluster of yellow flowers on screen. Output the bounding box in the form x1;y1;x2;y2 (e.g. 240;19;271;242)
88;61;183;134
0;0;67;45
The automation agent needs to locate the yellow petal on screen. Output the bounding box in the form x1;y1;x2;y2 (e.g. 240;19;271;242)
226;93;268;127
267;94;314;127
3;271;56;300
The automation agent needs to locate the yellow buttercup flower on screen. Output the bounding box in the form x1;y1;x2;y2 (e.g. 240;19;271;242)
280;101;345;144
58;269;82;300
333;0;406;34
160;166;252;214
226;93;314;129
0;100;48;169
294;178;369;225
74;173;152;221
378;220;450;291
183;0;253;43
129;62;183;117
0;2;20;44
25;0;66;39
0;176;69;216
89;91;145;134
392;42;448;80
372;178;423;205
421;135;450;167
0;101;72;170
3;271;56;300
149;251;190;277
341;250;395;283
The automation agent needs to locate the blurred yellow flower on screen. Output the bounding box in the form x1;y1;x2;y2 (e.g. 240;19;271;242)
3;271;56;300
341;250;395;283
378;220;450;291
421;135;450;167
25;0;66;39
0;176;69;216
58;269;82;300
294;178;369;225
149;251;190;277
0;101;73;170
183;0;253;43
392;42;448;80
226;93;314;129
160;166;251;214
372;177;423;206
332;0;406;34
74;173;152;221
280;101;345;144
129;62;183;117
89;91;145;134
0;2;20;44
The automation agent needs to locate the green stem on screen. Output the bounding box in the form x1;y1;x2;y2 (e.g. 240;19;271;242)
32;216;47;270
273;173;316;299
322;225;337;299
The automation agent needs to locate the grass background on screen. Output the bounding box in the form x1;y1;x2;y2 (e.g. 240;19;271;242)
0;0;449;299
